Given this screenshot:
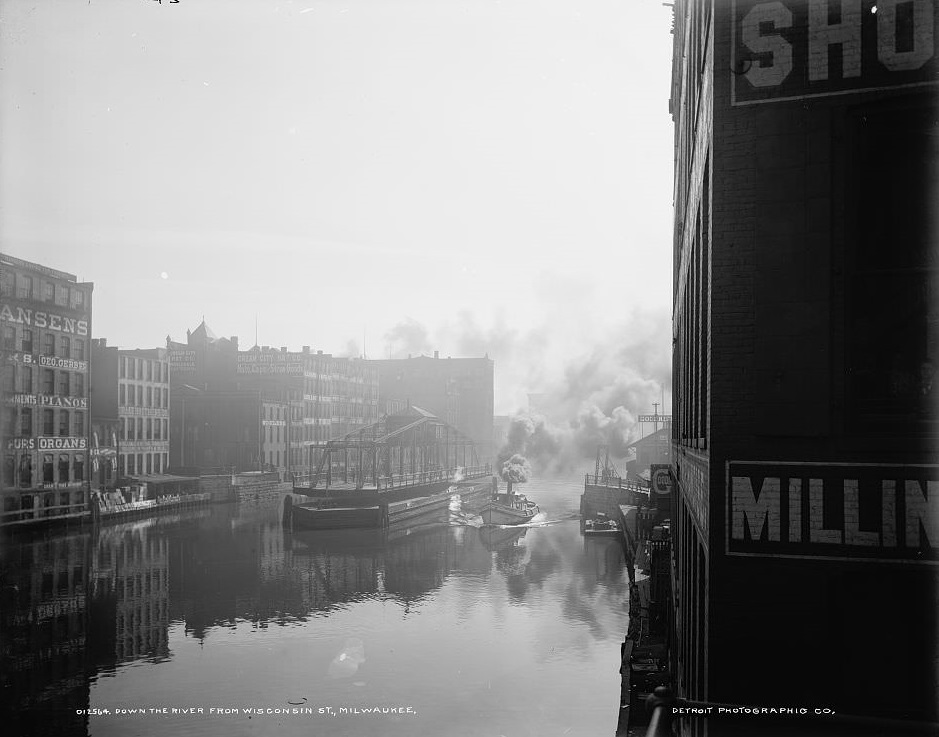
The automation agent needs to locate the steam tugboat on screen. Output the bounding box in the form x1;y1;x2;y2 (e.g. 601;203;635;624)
478;463;539;526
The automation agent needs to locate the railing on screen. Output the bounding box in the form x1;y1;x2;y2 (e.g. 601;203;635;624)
585;473;645;490
292;464;491;490
644;687;939;736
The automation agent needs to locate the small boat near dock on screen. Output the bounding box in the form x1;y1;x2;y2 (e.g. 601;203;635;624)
583;512;621;535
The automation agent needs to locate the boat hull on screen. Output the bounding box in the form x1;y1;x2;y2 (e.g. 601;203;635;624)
478;496;538;526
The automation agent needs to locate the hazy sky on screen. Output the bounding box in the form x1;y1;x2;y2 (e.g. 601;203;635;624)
0;0;674;415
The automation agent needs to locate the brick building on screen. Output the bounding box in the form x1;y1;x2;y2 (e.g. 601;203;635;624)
669;1;937;733
0;253;93;527
90;340;170;484
373;353;495;464
167;322;379;474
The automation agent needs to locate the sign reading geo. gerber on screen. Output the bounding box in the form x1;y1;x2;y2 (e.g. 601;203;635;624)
727;461;937;563
733;0;938;105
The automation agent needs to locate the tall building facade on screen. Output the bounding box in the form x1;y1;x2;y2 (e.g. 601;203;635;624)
91;340;170;483
167;322;379;474
669;1;937;732
373;353;495;464
0;253;93;526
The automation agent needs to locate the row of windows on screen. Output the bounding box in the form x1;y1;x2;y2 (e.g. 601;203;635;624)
5;453;86;487
4;408;86;437
2;367;86;397
1;272;88;309
120;383;169;409
0;326;86;360
119;357;167;383
121;417;169;442
119;452;168;476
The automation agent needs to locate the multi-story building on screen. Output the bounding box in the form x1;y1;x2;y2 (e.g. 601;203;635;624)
90;340;170;483
167;322;379;474
668;1;937;732
373;353;495;464
0;253;93;526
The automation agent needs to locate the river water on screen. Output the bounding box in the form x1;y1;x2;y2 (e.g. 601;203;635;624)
2;477;631;737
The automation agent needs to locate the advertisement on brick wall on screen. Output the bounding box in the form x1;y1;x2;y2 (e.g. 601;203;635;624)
732;0;938;105
726;461;938;563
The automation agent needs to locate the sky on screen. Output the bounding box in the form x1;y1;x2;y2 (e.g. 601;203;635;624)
0;0;675;429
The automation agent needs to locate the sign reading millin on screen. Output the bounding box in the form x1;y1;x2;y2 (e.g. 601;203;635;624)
732;0;938;105
727;461;937;563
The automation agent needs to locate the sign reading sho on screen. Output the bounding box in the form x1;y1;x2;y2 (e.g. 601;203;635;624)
727;461;937;563
733;0;938;104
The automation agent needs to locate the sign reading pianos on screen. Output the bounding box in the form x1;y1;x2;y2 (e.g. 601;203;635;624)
727;461;937;563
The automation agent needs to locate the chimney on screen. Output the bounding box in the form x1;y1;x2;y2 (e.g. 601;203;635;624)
302;346;310;354
281;346;287;353
317;350;323;355
434;351;439;359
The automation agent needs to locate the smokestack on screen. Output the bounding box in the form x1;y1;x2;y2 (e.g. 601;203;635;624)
317;350;323;355
281;346;287;353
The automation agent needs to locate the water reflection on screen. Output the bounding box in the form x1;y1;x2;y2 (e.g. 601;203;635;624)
1;478;630;737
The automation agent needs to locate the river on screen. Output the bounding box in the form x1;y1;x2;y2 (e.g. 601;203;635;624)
1;477;631;737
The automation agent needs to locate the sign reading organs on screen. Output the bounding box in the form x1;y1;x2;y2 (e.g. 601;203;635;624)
727;461;937;563
733;0;938;105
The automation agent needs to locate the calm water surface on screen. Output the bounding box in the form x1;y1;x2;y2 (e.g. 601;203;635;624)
2;478;631;737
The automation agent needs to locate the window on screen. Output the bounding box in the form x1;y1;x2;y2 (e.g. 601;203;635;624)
146;454;152;474
120;384;126;405
15;274;32;299
20;409;32;436
41;368;54;394
118;454;125;477
136;385;143;405
120;357;126;378
1;367;13;393
71;289;84;309
43;409;54;435
127;454;135;475
163;388;168;408
0;270;13;296
21;369;32;393
58;371;69;396
75;374;84;397
59;411;69;437
147;386;152;407
74;455;84;482
137;454;143;476
43;281;54;301
3;407;14;436
162;419;167;440
146;418;152;440
3;457;13;486
58;454;69;483
43;332;54;356
137;417;143;440
55;285;68;306
21;328;33;353
73;411;84;436
43;454;54;484
73;339;84;360
59;336;70;359
1;326;14;350
121;417;126;439
19;457;32;487
128;418;135;440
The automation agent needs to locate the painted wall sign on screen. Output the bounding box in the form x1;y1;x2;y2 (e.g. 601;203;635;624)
732;0;938;105
639;414;672;423
6;438;35;450
651;464;674;495
262;420;286;427
169;350;197;371
38;436;87;450
236;363;303;375
4;393;88;408
7;353;88;371
1;254;77;281
0;304;89;335
677;450;710;541
727;461;937;563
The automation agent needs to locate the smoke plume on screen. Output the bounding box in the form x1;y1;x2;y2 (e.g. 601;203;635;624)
499;453;532;485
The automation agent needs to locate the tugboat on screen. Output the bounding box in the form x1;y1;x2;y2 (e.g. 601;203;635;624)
478;475;539;526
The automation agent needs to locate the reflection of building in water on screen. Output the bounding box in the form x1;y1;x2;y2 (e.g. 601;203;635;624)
0;532;92;733
91;525;169;664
